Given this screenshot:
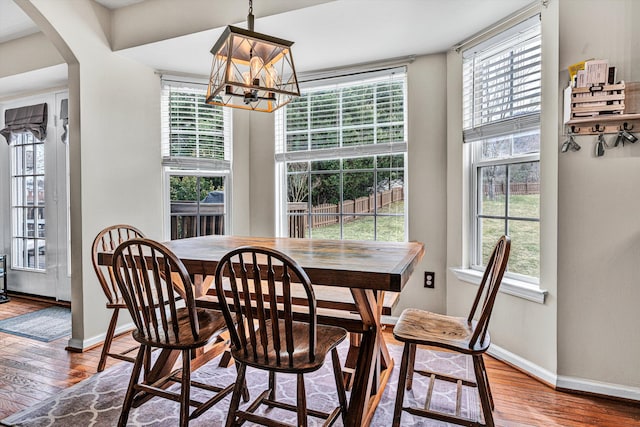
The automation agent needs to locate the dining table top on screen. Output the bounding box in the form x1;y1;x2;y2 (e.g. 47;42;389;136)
154;235;425;293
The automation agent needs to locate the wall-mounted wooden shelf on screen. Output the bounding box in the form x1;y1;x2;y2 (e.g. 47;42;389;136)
567;113;640;135
565;82;640;135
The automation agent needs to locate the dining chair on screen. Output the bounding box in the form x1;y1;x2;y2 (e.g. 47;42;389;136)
214;246;348;427
91;224;145;372
112;238;234;427
392;235;511;427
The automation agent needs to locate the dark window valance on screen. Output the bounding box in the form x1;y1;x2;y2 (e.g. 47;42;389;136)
60;99;68;143
1;103;48;144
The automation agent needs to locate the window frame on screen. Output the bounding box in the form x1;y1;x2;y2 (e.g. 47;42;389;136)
470;141;540;285
275;68;408;241
10;131;46;272
160;77;232;240
462;13;543;285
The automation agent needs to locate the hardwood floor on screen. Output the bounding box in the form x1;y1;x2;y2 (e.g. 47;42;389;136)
0;296;638;426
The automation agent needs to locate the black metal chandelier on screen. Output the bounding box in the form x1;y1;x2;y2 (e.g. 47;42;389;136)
206;0;300;112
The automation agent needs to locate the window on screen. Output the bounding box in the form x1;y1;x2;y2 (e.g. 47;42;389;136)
161;79;232;239
276;69;407;241
10;132;46;270
463;16;541;281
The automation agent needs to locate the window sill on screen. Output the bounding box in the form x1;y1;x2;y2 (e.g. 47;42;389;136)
450;268;547;304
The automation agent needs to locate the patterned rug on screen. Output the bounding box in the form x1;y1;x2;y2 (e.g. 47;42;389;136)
0;306;71;342
1;341;480;426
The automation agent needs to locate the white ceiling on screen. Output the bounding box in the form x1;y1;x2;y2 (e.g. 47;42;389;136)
0;0;39;43
117;0;534;77
0;0;143;43
0;0;534;96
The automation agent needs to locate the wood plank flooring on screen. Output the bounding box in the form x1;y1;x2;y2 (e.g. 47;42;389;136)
0;296;638;426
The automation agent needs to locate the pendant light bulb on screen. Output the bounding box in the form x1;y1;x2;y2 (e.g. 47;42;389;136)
242;71;251;86
265;64;279;88
250;56;264;84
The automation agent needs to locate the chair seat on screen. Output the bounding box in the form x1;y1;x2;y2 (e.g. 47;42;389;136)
393;308;489;354
133;307;227;349
232;320;347;373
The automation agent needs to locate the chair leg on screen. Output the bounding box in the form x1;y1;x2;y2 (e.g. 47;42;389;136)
331;347;348;424
179;350;191;427
392;342;412;427
242;378;250;403
406;343;416;391
118;344;146;427
296;373;308;427
225;362;247;427
98;308;120;372
143;346;152;379
268;371;276;400
478;355;494;410
473;355;495;427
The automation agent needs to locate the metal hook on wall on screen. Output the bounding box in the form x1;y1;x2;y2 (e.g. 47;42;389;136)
620;122;638;144
595;132;607;157
561;131;581;153
592;123;605;133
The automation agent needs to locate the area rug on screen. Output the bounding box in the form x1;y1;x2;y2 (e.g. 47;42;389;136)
0;306;71;343
1;341;480;426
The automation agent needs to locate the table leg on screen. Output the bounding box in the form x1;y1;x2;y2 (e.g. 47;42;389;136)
348;288;393;427
342;333;361;391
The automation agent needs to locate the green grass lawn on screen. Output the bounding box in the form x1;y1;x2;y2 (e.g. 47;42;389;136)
481;194;539;278
308;194;540;278
309;202;405;242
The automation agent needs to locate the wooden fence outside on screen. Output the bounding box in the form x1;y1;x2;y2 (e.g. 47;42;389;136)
288;187;404;238
171;186;405;240
483;182;540;196
170;202;224;240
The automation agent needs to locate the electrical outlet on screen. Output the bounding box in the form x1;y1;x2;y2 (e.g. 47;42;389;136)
424;271;435;288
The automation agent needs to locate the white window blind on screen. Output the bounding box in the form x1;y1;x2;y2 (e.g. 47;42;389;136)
161;79;231;170
462;15;541;143
276;68;407;161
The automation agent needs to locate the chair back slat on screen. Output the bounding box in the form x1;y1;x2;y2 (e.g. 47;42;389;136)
92;225;144;305
251;253;271;360
112;238;200;346
266;258;282;365
225;262;248;356
238;255;259;359
282;264;295;362
468;235;511;348
215;246;317;367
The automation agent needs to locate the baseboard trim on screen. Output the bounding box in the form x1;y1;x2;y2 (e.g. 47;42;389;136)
488;343;640;402
488;343;558;387
557;375;640;403
66;322;135;352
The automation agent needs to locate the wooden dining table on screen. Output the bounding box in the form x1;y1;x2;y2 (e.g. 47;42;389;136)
99;235;424;427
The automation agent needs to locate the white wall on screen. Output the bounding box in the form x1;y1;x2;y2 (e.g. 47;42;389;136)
231;109;252;236
248;110;277;237
557;0;640;388
397;54;448;314
22;0;164;348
